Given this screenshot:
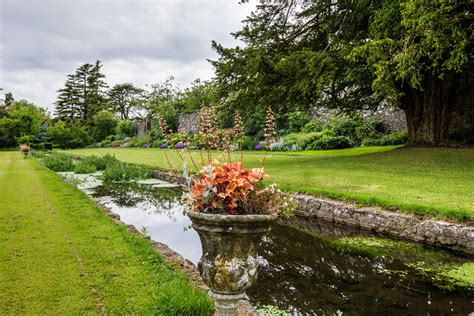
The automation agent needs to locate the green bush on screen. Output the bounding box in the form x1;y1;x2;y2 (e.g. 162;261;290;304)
43;153;75;172
81;154;118;170
301;119;324;133
355;118;384;141
127;136;152;148
306;135;352;150
287;111;311;133
283;131;332;150
44;142;53;151
31;143;45;150
363;131;408;146
74;161;97;174
241;136;257;151
15;134;33;144
102;162;151;182
47;121;92;149
116;120;136;138
324;115;362;142
31;151;46;159
93;111;119;142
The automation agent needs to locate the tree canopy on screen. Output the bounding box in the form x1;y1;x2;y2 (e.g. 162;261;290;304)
211;0;473;145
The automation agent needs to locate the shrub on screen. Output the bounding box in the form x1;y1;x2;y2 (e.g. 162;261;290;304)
116;120;136;138
16;134;33;144
152;139;165;148
287;111;311;133
241;136;257;151
363;131;408;146
43;153;75;172
31;151;46;159
44;142;53;151
31;143;45;150
301;119;324;133
74;161;97;174
306;135;352;150
102;162;151;182
324;115;362;142
93;111;119;142
47;121;92;149
355;118;384;141
282;131;332;150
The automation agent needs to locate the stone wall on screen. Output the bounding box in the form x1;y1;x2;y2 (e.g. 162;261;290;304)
136;118;152;137
310;105;407;132
293;194;474;254
177;111;200;134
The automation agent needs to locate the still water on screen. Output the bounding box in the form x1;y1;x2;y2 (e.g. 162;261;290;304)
90;182;473;315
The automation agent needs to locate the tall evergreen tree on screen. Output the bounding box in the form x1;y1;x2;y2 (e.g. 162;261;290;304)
55;74;80;122
55;60;108;124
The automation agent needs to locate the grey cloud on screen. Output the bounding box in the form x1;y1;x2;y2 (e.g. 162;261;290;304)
0;0;255;110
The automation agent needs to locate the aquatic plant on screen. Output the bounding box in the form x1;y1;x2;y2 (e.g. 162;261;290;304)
81;154;118;170
74;161;97;174
42;153;75;172
102;162;151;182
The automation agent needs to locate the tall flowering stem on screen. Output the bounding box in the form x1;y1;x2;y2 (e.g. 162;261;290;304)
199;104;219;164
157;113;171;140
233;111;245;163
263;105;276;149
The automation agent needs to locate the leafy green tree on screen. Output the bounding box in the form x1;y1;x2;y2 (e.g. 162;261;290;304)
0;100;47;147
211;0;473;145
178;79;220;112
108;83;144;119
143;77;180;130
93;111;119;141
1;92;15;118
46;121;69;149
4;92;14;107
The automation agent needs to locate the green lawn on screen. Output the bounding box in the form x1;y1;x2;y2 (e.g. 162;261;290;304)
0;151;212;314
63;146;474;221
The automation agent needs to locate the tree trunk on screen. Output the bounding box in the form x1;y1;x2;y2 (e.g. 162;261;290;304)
401;76;458;146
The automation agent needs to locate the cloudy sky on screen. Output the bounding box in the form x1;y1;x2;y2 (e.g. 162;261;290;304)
0;0;255;113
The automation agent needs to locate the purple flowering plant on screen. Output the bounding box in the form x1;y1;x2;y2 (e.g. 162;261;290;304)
175;142;186;149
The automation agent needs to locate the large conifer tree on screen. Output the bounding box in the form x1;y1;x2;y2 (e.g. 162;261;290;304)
211;0;473;145
55;60;108;124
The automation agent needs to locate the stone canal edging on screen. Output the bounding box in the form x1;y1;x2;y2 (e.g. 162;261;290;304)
292;194;474;254
153;170;474;255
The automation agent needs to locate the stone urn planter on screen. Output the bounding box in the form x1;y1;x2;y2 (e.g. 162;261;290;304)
187;210;277;316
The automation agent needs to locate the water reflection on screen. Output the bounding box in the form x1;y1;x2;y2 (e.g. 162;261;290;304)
92;183;203;263
90;182;473;315
250;224;473;315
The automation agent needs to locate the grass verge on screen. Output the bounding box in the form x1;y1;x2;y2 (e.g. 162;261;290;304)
0;151;212;314
62;146;474;221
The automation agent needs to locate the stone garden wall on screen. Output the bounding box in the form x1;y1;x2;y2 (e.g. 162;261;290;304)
177;111;200;134
293;194;474;254
176;106;407;134
310;105;407;132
